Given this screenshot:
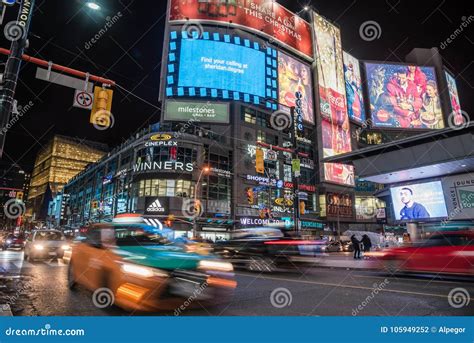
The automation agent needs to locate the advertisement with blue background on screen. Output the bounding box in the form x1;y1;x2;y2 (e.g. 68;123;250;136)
390;181;448;220
178;39;266;98
166;30;278;110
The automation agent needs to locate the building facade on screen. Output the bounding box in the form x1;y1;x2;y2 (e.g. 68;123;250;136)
27;135;107;220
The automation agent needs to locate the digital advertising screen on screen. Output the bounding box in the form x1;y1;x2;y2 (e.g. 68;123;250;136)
343;52;366;123
390;181;448;221
278;52;314;124
169;0;313;59
365;62;445;129
313;12;353;187
178;38;266;97
166;30;278;110
164;100;230;124
445;70;466;125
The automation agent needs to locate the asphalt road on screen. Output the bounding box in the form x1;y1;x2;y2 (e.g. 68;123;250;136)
1;250;472;316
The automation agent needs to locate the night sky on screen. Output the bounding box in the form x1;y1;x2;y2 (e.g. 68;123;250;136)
1;0;472;172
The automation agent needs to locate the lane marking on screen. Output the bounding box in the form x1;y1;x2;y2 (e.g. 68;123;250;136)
235;272;468;299
353;274;470;285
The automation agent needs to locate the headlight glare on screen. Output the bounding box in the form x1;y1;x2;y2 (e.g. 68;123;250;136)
198;260;233;272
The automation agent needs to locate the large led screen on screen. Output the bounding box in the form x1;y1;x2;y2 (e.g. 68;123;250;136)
366;63;445;129
313;12;353;187
278;52;314;124
390;181;448;221
445;71;466;125
169;0;313;59
178;38;266;97
343;52;365;123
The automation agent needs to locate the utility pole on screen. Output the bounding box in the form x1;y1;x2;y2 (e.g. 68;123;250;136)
0;0;35;157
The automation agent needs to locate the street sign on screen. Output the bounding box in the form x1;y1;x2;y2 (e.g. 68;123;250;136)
73;90;94;109
36;67;94;92
292;159;301;177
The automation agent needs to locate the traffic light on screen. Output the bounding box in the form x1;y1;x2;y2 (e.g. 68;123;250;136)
91;200;99;209
90;86;114;127
16;191;23;201
246;188;254;204
255;148;264;174
164;215;175;227
299;201;305;215
194;200;202;215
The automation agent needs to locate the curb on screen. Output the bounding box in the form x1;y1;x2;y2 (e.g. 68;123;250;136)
0;304;13;316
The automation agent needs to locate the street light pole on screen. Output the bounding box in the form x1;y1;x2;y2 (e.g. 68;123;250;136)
193;166;209;238
0;0;35;157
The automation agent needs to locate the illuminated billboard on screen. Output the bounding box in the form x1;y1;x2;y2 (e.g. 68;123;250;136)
390;181;448;221
312;12;353;187
278;52;314;124
343;52;365;123
445;70;466;125
365;63;445;129
169;0;313;59
166;31;278;110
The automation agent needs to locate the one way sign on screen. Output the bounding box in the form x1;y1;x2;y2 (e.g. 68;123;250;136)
73;90;94;110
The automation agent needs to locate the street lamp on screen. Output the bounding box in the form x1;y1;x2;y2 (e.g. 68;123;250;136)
86;2;101;10
193;166;210;238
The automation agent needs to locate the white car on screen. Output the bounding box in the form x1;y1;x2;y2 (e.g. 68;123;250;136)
24;230;70;261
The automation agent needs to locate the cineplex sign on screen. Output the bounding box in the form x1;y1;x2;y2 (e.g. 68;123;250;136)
164;100;230;124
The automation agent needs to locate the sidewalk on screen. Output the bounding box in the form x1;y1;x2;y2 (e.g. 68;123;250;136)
290;253;383;270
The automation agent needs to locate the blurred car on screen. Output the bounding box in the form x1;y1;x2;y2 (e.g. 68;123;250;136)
367;230;474;276
67;215;236;312
325;241;343;252
213;227;327;272
2;234;25;250
24;230;70;261
341;241;354;252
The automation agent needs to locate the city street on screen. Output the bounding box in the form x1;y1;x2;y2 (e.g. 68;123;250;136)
1;250;472;316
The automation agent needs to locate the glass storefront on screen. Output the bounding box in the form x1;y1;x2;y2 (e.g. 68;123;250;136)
138;179;195;198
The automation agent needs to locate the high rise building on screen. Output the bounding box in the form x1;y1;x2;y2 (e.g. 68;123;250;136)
27;135;107;220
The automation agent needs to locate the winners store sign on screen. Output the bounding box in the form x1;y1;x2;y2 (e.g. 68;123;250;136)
133;161;194;173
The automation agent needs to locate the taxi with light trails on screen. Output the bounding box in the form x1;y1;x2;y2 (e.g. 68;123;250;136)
67;214;236;312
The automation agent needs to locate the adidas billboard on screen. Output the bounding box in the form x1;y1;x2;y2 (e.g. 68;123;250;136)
144;197;169;215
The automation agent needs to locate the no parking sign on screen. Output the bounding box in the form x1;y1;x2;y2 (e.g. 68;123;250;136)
73;89;94;109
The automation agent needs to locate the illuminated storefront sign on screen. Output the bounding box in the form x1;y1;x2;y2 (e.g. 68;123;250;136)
211;168;232;178
169;0;313;59
164;100;230;124
326;192;354;218
442;174;474;220
133;161;194;173
144;197;169;215
283;181;316;192
145;133;177;147
239;217;291;227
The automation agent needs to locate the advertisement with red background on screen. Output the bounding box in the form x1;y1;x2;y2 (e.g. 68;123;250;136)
169;0;313;59
313;12;354;186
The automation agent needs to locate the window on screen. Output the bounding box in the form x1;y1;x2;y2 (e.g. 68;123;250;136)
138;179;195;198
256;112;267;127
257;130;266;143
242;108;256;124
